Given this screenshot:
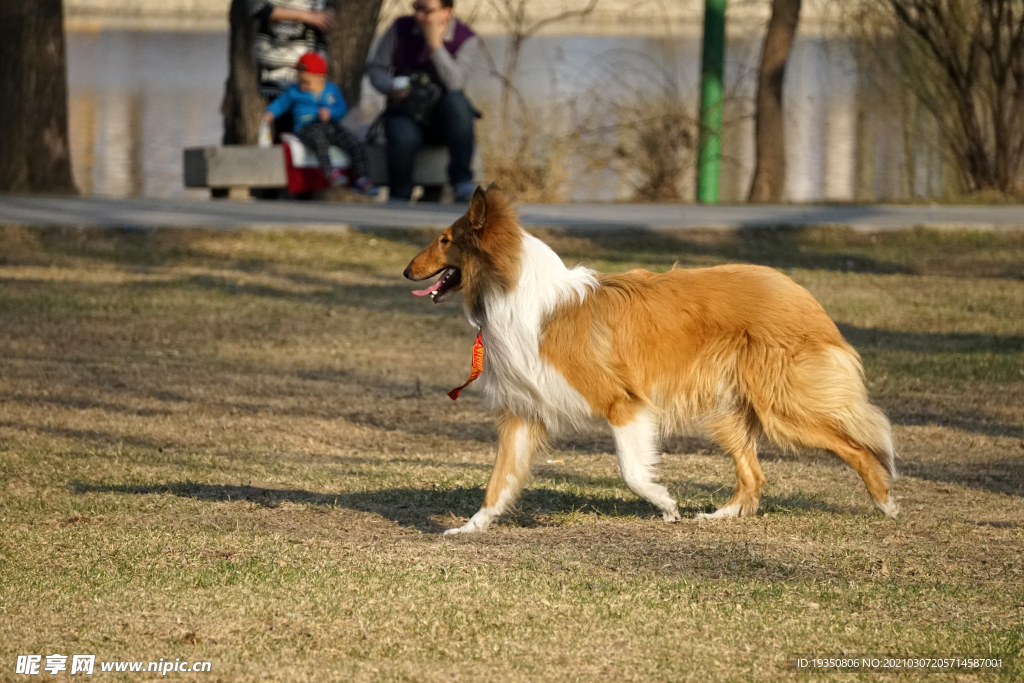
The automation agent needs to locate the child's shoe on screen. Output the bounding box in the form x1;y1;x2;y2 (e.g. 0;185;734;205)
329;169;347;187
353;176;379;196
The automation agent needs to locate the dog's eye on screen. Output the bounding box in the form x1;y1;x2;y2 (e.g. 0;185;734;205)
440;237;450;245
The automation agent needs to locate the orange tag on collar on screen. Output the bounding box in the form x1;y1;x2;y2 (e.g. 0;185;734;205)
447;334;484;400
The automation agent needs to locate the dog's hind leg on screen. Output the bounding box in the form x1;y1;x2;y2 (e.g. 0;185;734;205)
696;406;764;520
611;405;680;522
754;345;898;517
804;424;898;518
444;412;545;535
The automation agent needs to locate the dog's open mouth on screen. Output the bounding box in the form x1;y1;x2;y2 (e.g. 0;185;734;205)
411;267;462;304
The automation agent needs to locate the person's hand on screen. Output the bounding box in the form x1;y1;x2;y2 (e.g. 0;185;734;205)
263;112;274;123
303;10;334;32
389;88;409;101
318;107;331;122
420;11;448;50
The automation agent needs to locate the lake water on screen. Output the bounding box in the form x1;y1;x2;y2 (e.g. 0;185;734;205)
65;29;937;202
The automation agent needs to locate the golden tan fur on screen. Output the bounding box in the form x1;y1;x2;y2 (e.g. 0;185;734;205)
406;186;898;531
541;265;897;516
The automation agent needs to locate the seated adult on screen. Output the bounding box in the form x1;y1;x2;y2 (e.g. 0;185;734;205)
249;0;335;99
367;0;480;203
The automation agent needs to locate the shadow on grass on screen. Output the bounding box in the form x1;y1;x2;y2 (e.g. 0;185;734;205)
58;243;1020;371
757;493;862;516
570;226;914;274
71;478;857;533
886;407;1024;440
139;274;458;319
0;226;214;268
839;323;1024;355
66;480;614;532
0;392;176;417
0;225;423;272
18;220;1014;282
1;420;172;451
900;460;1024;497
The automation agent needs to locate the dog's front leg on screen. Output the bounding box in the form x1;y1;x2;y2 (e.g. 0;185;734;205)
444;412;545;535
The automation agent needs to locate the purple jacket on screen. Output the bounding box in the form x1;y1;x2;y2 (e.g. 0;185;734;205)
391;16;476;87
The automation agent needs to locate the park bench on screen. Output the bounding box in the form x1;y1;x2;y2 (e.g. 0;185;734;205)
183;140;480;200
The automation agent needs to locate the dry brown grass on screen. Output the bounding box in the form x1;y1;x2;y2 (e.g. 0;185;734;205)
480;107;580;203
1;224;1022;681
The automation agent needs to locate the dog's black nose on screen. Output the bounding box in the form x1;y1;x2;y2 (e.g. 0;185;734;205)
403;265;413;280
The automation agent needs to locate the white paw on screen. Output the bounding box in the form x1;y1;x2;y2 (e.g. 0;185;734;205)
443;511;492;535
874;493;899;518
694;502;741;520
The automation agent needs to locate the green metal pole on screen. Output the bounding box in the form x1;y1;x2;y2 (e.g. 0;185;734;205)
697;0;727;204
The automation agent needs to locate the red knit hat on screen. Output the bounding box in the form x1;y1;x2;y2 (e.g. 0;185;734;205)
296;52;327;75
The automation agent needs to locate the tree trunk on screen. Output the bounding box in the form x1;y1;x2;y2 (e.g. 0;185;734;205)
747;0;801;203
221;0;265;146
328;0;385;109
0;0;77;194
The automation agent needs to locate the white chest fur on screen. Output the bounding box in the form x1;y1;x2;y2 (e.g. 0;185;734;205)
470;231;599;432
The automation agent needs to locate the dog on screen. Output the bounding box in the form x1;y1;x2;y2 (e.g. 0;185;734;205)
404;185;898;534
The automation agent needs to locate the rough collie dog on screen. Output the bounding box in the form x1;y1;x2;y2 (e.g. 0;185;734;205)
404;185;898;534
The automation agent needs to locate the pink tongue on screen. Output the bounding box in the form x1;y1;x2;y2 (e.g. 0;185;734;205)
412;272;446;297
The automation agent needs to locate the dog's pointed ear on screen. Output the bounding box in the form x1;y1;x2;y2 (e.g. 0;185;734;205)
467;186;487;231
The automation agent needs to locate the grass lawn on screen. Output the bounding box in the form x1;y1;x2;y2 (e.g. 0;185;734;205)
0;223;1022;681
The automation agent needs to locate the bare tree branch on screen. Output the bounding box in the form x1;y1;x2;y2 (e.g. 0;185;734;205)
526;0;599;35
875;0;1024;193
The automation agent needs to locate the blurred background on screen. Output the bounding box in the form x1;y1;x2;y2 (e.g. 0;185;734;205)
3;0;1020;205
58;0;964;203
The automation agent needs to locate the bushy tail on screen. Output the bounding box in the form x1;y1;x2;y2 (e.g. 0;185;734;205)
750;343;897;481
838;392;897;481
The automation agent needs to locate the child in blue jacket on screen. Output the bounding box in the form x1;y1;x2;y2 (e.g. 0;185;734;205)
264;52;377;194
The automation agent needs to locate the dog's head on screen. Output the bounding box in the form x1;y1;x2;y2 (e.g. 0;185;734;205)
403;183;521;307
